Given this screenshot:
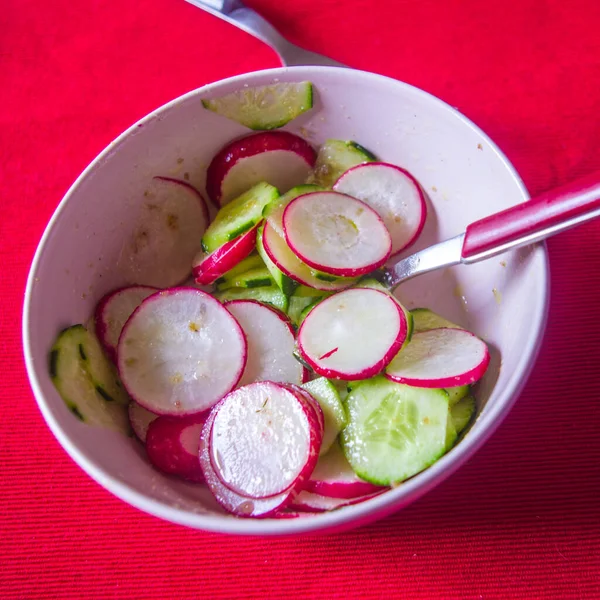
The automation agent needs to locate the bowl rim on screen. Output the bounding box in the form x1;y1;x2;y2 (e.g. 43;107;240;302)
22;65;550;536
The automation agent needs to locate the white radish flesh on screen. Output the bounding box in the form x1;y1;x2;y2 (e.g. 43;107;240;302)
209;382;321;499
116;177;209;288
128;401;159;442
282;191;392;276
334;163;426;255
118;288;247;416
290;490;383;512
297;288;408;380
305;442;385;499
145;415;207;482
262;221;355;292
95;286;158;362
199;408;292;517
224;300;303;386
385;328;490;387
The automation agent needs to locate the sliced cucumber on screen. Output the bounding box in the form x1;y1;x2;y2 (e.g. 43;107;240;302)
298;297;321;325
355;276;413;348
215;266;273;291
302;377;347;456
49;325;129;431
287;286;332;326
307;139;376;188
341;376;450;485
263;184;322;221
451;395;476;435
411;307;462;332
202;82;313;131
201;182;279;253
446;384;471;406
215;284;289;313
256;224;298;295
214;253;264;284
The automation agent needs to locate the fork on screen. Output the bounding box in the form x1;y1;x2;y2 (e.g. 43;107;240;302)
183;0;346;67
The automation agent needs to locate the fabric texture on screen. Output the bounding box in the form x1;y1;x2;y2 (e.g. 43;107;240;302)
1;0;599;597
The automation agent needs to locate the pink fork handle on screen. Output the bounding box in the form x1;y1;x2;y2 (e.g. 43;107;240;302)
462;171;600;259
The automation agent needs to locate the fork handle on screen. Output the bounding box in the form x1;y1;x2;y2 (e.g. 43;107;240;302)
461;171;600;260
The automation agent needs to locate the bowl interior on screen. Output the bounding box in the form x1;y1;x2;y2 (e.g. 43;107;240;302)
23;66;548;535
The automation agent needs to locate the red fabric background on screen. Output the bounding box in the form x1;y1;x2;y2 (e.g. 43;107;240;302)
2;0;600;597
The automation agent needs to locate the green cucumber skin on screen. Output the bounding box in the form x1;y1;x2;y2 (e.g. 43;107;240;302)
348;141;377;161
215;286;289;313
341;377;451;486
256;224;298;296
215;254;264;285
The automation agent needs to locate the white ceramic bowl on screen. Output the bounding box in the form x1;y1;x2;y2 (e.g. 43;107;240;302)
23;66;549;535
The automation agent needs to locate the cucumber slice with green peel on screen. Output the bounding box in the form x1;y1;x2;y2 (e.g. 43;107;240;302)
263;184;323;225
201;82;313;131
256;224;298;295
411;308;462;332
451;395;476;435
341;377;451;486
215;284;289;313
214;253;264;284
298;297;322;325
49;326;129;432
215;266;273;291
302;377;348;455
446;384;471;406
287;295;316;327
201;182;280;253
307;139;376;188
292;285;332;299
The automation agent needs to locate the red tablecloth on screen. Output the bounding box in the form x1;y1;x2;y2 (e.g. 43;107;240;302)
2;1;600;597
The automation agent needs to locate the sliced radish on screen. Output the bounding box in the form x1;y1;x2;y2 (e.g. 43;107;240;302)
305;442;385;499
290;490;384;513
281;383;325;436
385;328;490;388
95;286;158;362
192;226;257;285
118;288;247;416
208;382;321;499
117;177;209;287
199;408;293;517
262;221;355;292
128;401;159;442
334;163;427;255
145;414;207;482
282;191;392;277
206;131;316;206
297;288;408;380
224;300;303;386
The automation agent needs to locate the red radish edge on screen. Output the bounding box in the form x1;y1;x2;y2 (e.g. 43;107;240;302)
117;287;247;416
281;383;325;437
153;176;210;226
334;163;427;256
128;401;159;443
206;131;317;206
95;285;159;362
297;289;409;381
193;226;258;285
145;414;207;482
199;403;293;517
281;192;392;277
208;382;322;500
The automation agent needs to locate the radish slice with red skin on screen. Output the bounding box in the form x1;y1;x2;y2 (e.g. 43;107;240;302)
280;383;325;436
199;408;293;517
128;401;159;443
262;221;356;292
385;328;490;388
192;226;258;285
297;288;408;380
305;442;385;499
334;163;427;256
290;490;385;512
118;288;247;416
206;131;317;206
282;191;392;277
117;177;210;288
95;286;158;362
145;414;207;482
224;300;304;386
209;382;321;499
